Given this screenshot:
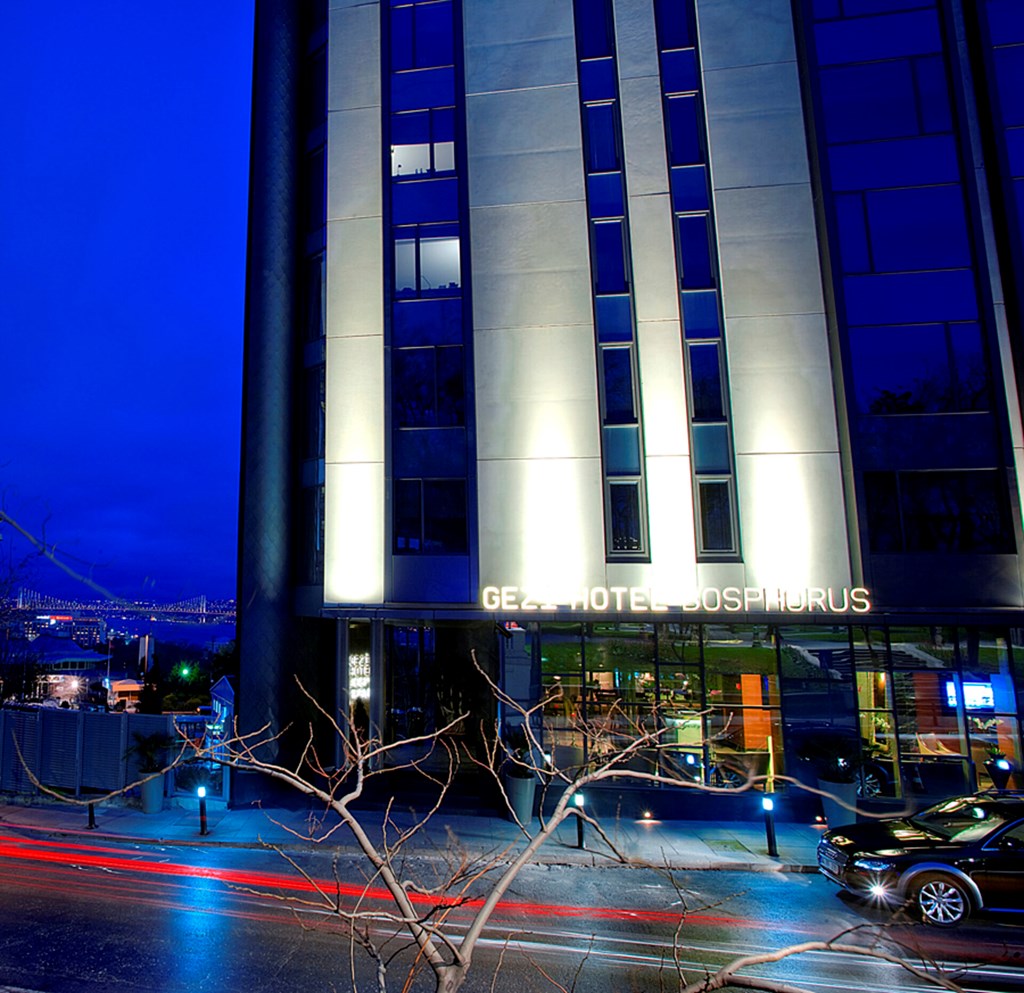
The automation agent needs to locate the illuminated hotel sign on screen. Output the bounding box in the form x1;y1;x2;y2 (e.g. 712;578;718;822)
481;586;871;614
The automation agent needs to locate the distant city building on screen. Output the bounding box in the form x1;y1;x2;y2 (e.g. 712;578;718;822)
239;0;1024;812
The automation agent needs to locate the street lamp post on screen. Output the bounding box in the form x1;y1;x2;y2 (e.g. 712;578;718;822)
198;786;209;836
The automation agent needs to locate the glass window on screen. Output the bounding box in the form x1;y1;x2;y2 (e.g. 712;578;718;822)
698;480;734;552
574;0;614;60
423;479;467;552
688;342;724;420
391;1;453;71
595;294;633;343
601;347;635;424
866;470;1016;554
585;102;620;172
866;186;971;272
395;479;423;551
587;171;624;218
666;95;703;166
303;364;325;460
593;221;628;293
654;0;695;51
671;165;709;213
392;142;431;177
302;253;326;342
681;289;720;338
609;482;643;552
540;624;583;769
850;322;990;414
603;425;641;475
299;485;325;585
677;214;715;288
661;48;698;94
901;471;1015;554
819;61;919;144
304;148;325;234
394;228;461;297
579;57;616;102
420;235;460;292
692;423;731;473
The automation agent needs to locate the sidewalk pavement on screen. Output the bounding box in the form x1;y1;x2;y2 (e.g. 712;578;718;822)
0;795;826;872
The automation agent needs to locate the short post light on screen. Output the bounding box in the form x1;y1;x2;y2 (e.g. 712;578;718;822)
762;794;778;857
87;802;97;830
573;791;586;849
198;785;209;836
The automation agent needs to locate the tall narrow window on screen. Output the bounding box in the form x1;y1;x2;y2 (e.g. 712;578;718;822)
574;0;650;560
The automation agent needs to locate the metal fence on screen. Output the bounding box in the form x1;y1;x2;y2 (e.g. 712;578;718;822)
0;707;175;798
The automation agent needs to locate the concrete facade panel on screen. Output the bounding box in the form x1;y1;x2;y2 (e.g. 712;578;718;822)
326;217;384;337
695;0;797;70
629;193;679;323
469;200;593;330
727;314;839;456
325;461;385;604
327;108;382;221
328;4;381;112
637;320;689;457
704;61;810;191
620;75;669;198
715;184;826;319
466;86;584;208
464;0;577;93
326;335;384;464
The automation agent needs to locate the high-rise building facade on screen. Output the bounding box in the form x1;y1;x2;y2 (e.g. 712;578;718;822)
239;0;1024;813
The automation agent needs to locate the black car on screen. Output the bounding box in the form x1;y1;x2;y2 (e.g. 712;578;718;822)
818;792;1024;926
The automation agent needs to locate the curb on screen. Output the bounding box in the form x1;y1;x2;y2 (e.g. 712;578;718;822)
2;818;820;873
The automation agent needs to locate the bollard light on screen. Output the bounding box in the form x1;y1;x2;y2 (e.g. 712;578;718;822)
198;785;209;836
761;793;778;857
573;792;586;849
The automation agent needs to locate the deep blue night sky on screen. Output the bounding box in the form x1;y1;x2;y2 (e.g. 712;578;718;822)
0;2;254;602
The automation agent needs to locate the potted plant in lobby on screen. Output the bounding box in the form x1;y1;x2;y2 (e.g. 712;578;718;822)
985;747;1013;790
797;731;861;828
126;731;177;814
501;724;537;824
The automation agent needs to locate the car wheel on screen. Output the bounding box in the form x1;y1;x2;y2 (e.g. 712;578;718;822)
911;873;972;927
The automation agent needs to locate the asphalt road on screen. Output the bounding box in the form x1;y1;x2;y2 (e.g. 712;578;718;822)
0;831;1021;993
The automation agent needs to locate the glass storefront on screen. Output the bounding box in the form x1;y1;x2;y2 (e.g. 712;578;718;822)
524;621;1023;798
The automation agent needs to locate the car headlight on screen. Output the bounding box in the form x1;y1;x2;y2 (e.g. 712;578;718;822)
852;857;895;872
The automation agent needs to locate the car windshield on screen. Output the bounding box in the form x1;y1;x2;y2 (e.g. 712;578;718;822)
909;797;1011;842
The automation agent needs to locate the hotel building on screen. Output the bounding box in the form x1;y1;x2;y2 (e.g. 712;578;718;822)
238;0;1024;813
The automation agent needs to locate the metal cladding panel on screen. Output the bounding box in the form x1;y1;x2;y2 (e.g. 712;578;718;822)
463;0;577;94
474;324;601;462
466;86;584;208
82;711;127;792
39;710;79;790
477;456;607;601
0;711;38;793
238;0;303;747
735;453;852;592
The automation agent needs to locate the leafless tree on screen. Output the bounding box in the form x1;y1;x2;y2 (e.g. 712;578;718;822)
154;652;964;993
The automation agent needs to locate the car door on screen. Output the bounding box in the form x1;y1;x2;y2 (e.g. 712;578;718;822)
972;819;1024;911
